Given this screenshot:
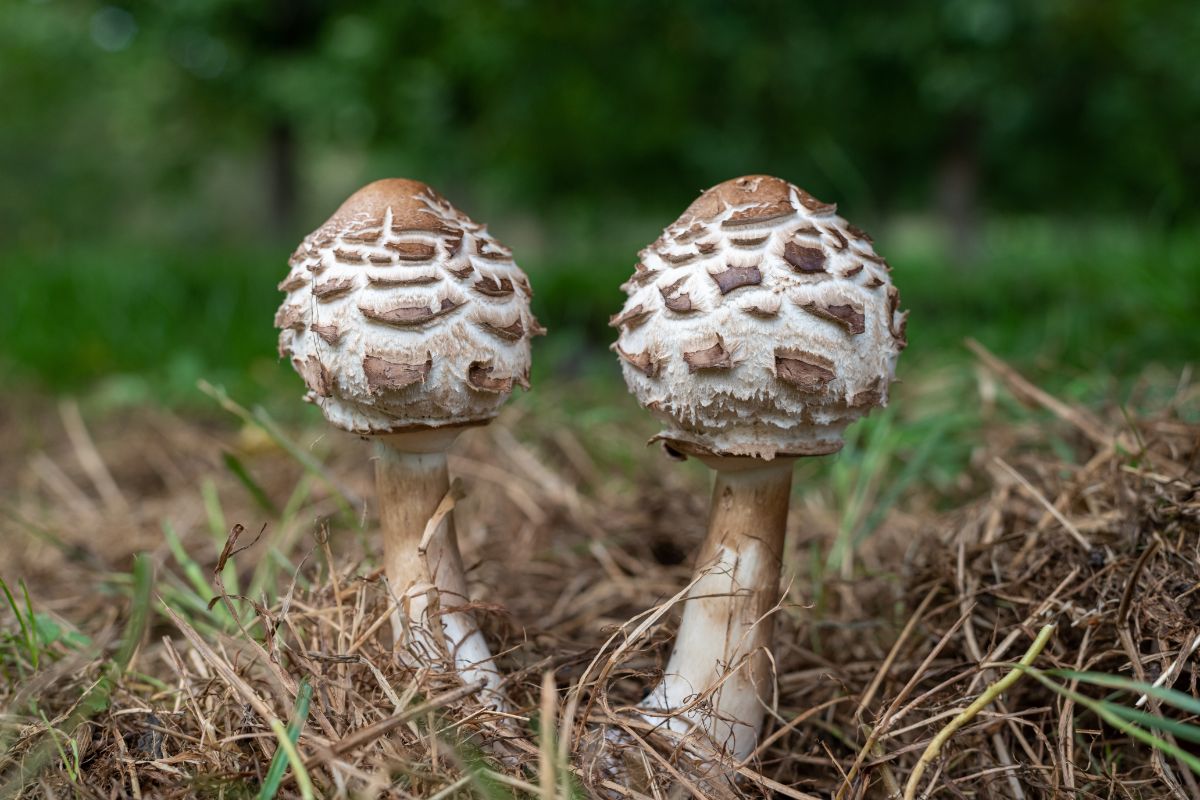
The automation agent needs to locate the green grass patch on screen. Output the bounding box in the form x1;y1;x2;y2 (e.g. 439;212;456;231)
1;218;1196;413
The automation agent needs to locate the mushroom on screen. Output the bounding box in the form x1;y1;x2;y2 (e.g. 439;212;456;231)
611;175;906;760
276;179;543;708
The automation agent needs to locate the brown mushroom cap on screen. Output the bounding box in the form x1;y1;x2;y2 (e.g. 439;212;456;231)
612;175;906;459
276;179;543;434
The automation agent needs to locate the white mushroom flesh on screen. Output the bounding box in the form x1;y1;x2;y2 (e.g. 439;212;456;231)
276;179;542;434
612;175;907;458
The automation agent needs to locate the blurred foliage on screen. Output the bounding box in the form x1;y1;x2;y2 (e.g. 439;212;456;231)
3;222;1196;413
1;1;1197;408
2;0;1198;247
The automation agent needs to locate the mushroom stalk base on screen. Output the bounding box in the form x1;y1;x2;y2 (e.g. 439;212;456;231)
640;457;793;761
375;435;506;709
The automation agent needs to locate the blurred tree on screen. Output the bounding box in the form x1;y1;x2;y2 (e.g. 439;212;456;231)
1;0;1196;246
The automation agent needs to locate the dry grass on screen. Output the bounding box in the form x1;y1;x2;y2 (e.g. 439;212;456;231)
0;347;1197;799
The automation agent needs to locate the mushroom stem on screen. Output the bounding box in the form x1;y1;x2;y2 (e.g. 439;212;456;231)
375;431;507;709
641;457;794;760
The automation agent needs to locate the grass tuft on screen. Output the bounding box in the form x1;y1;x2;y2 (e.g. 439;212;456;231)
0;345;1197;797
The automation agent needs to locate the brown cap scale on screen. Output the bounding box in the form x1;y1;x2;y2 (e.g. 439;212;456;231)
612;174;906;460
276;178;542;434
276;179;543;711
612;176;906;763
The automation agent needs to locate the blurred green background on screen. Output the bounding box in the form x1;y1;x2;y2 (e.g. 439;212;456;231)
2;0;1197;413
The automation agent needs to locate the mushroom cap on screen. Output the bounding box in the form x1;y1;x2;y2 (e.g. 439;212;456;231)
276;179;543;434
611;175;907;460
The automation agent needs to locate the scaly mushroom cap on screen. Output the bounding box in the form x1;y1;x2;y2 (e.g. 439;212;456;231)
276;179;543;434
611;175;907;459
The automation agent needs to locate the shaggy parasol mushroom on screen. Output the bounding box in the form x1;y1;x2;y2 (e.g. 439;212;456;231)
276;178;543;707
611;175;907;759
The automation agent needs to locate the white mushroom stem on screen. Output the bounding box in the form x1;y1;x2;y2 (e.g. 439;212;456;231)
640;456;794;761
375;429;507;710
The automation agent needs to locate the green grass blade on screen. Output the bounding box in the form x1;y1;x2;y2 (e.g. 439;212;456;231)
161;520;233;628
461;743;510;800
1021;668;1200;777
258;679;313;800
17;582;42;671
1102;703;1200;745
37;712;77;784
279;474;315;523
858;414;960;544
202;478;228;545
0;578;36;671
112;554;153;673
203;479;243;618
0;554;154;798
1047;669;1200;716
222;450;279;516
197;380;358;518
162;521;215;603
19;582;41;669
